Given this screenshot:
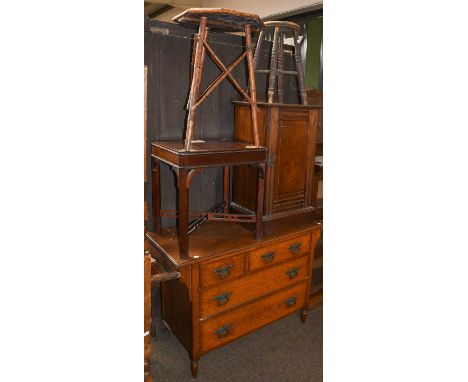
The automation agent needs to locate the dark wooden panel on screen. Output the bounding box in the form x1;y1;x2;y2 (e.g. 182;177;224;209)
144;251;152;382
161;267;194;353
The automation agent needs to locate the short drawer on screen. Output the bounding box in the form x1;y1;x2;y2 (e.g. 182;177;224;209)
199;253;245;288
200;281;308;354
248;234;311;271
200;255;309;318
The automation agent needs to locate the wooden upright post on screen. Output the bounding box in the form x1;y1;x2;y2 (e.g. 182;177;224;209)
277;35;285;103
253;30;265;70
267;27;280;104
293;30;307;105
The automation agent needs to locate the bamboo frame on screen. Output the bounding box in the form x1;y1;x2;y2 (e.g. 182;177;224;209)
245;24;260;147
184;16;261;150
185;17;208;151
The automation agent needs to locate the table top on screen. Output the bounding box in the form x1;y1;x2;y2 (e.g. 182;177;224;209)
263;21;301;32
151;140;267;168
172;8;264;32
152;140;266;154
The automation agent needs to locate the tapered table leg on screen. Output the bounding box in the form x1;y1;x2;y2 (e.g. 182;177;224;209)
301;309;308;323
191;359;199;378
152;158;161;233
177;168;189;258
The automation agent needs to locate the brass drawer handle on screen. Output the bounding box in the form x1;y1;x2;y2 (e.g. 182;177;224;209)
284;296;297;308
213;291;232;306
261;251;275;264
214;264;235;279
286;267;300;279
289;242;302;254
214;324;232;339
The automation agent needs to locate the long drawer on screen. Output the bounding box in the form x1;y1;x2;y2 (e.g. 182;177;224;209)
199;281;308;355
199;255;309;318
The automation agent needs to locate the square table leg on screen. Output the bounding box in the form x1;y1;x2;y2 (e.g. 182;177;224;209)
255;164;265;240
151;158;161;233
177;168;189;258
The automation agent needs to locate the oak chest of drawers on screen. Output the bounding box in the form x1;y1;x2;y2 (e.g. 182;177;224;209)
146;220;321;378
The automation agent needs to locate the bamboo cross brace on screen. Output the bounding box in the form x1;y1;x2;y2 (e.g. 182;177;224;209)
194;48;251;110
201;40;258;111
245;23;260;147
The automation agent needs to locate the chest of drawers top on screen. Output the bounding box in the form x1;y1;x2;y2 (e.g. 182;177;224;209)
146;219;321;270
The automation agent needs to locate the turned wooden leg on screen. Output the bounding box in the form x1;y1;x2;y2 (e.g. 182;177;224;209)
293;30;307;105
253;30;265;70
277;35;285;104
151;158;161;233
267;27;280;104
185;17;207;151
177;168;189;258
248;29;265;94
301;309;308;323
191;360;199;378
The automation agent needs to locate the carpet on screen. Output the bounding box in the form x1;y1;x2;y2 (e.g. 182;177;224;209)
150;306;322;382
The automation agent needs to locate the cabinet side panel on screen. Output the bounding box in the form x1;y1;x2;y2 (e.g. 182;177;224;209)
162;266;193;353
305;110;318;206
232;105;266;212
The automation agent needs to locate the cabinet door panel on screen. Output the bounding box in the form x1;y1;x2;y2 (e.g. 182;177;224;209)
273;118;310;212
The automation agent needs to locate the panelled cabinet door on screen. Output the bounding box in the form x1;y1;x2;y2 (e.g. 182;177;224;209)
232;102;319;219
270;108;316;214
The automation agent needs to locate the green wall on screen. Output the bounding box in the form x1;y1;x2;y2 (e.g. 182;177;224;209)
305;17;323;90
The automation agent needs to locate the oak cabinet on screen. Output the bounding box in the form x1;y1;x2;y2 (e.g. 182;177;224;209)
232;102;321;221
